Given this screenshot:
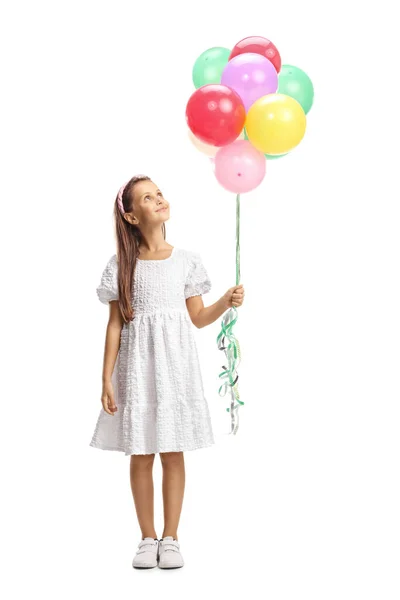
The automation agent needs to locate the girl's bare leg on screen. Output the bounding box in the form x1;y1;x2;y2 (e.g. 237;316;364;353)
159;451;185;540
130;453;158;539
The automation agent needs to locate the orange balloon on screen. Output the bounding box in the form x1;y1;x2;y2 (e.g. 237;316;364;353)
188;128;245;157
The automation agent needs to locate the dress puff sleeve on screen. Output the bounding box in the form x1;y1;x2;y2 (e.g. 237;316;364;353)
184;252;212;299
96;254;119;304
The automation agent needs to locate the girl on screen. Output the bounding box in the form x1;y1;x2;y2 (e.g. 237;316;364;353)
89;175;244;569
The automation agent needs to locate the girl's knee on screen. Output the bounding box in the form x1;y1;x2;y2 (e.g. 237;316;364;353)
159;451;184;466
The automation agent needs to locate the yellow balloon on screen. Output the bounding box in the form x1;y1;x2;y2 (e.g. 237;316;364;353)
246;93;306;155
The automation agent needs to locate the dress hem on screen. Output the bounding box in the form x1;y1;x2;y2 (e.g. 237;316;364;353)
89;439;215;455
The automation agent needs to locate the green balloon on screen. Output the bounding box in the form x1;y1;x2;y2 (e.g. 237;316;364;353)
265;153;287;160
278;65;314;114
192;47;231;89
243;128;287;160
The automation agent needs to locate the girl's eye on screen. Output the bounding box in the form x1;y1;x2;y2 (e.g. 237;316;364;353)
157;191;163;197
145;195;151;201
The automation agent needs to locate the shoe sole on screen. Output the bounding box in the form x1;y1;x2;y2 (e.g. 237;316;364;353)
158;562;184;569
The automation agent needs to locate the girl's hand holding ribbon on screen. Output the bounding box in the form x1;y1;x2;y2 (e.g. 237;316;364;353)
221;284;245;309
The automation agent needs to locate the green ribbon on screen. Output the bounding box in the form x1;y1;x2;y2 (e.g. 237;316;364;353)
216;194;244;435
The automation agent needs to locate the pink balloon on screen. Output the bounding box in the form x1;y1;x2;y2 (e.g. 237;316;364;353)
214;140;266;193
221;52;278;112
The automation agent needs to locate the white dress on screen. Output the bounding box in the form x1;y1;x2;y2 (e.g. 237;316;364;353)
89;246;215;455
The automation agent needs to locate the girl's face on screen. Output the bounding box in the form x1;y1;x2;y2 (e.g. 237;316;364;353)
130;180;170;225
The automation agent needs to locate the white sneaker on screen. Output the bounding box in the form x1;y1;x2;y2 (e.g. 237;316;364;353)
158;536;184;569
132;537;159;569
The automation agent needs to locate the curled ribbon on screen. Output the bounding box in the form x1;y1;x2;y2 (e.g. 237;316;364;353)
216;194;244;435
216;307;243;434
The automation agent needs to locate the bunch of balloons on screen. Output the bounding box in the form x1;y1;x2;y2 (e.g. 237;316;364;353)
185;36;314;435
186;35;314;194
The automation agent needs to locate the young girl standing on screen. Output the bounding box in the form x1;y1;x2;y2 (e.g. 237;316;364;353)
90;175;244;569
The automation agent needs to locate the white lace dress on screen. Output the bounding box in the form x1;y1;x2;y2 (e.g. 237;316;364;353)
89;246;215;455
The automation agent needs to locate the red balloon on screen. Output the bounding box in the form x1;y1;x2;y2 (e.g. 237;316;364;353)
229;36;282;73
186;84;246;147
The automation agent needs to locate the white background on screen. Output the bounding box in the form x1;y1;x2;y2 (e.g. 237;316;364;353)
1;0;399;598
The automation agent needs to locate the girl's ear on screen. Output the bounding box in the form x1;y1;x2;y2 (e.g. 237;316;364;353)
124;213;139;226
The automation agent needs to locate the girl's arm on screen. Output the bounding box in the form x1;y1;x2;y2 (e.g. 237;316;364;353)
102;300;124;381
186;284;244;329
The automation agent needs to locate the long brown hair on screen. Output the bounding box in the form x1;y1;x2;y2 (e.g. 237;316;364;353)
114;175;166;323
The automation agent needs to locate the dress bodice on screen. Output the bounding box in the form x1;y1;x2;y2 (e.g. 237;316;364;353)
96;247;212;317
